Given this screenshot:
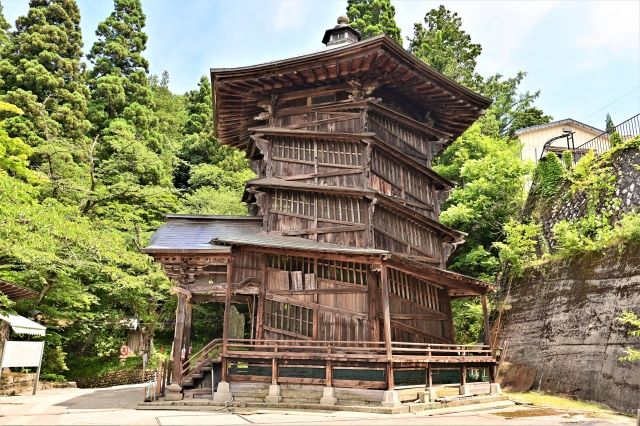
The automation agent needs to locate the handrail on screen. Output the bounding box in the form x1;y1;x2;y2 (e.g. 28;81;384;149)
224;339;494;361
182;338;223;375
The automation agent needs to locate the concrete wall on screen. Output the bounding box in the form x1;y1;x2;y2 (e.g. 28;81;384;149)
499;244;640;413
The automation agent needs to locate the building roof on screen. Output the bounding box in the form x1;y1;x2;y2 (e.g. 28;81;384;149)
211;34;491;149
0;279;38;301
514;118;604;136
213;232;388;256
142;215;263;254
0;314;46;336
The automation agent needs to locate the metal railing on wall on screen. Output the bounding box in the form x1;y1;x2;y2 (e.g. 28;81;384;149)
540;113;640;164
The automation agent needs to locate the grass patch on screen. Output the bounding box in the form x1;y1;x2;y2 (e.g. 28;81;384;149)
505;391;623;416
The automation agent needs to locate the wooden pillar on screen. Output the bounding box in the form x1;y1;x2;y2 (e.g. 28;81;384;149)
367;268;379;341
222;254;234;353
271;357;278;385
380;264;394;390
460;365;467;386
426;363;433;388
481;294;491;347
221;253;234;384
183;298;193;357
325;360;333;387
256;259;267;340
170;293;187;385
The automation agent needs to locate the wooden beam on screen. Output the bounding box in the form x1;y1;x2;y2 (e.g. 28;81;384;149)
281;224;366;237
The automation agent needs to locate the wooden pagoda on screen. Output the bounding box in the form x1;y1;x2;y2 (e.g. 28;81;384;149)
144;17;498;406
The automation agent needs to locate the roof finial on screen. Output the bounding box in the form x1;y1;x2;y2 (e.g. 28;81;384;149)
322;16;361;47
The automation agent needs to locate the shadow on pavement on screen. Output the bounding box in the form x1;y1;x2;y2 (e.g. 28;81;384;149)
53;385;145;410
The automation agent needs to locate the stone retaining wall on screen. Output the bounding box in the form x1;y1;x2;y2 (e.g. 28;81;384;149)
499;244;640;413
75;369;155;389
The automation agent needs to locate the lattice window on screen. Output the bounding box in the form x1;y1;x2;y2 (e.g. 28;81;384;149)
272;137;314;162
271;189;313;217
317;259;367;285
268;255;367;286
268;255;315;274
388;268;440;311
317;140;362;166
317;194;364;223
265;300;313;337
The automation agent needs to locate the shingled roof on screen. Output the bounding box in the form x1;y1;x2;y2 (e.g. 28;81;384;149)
211;34;491;149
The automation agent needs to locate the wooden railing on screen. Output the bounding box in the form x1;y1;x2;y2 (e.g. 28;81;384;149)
179;338;495;389
182;338;222;378
224;338;493;362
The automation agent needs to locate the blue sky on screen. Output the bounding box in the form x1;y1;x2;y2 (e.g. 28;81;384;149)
3;0;639;130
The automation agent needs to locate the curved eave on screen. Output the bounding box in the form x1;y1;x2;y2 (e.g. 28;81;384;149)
211;35;491;149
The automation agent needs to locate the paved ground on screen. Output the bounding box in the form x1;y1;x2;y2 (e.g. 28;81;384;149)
0;384;634;425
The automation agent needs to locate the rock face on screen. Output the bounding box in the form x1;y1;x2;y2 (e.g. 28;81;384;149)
499;244;640;413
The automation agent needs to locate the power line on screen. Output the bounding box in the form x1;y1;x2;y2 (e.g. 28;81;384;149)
582;85;640;121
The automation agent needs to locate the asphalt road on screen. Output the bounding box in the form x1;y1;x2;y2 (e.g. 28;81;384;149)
0;384;634;425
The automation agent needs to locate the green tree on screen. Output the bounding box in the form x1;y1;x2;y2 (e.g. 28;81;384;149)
408;5;481;87
407;5;549;136
0;0;90;202
0;2;10;48
346;0;402;44
87;0;151;129
0;101;36;181
176;75;253;215
85;0;178;228
435;120;531;280
618;312;640;362
605;113;615;134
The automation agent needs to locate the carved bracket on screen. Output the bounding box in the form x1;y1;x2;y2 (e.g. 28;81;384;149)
254;94;278;121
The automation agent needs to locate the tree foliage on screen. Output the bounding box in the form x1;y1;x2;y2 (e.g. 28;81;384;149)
0;0;254;377
346;0;402;44
408;6;481;87
618;311;640;362
407;5;551;136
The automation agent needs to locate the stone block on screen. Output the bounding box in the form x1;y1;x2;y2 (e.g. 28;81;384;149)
320;387;337;405
459;384;471;396
164;384;183;401
381;390;401;407
490;383;502;394
264;384;282;403
213;381;233;403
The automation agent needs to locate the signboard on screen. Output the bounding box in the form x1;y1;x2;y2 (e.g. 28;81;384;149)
1;341;45;395
1;341;44;368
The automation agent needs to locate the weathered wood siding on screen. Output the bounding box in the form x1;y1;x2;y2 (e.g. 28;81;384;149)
386;268;452;343
372;206;442;259
273;107;364;134
267;189;367;247
369;147;437;219
266;134;365;187
366;109;434;165
262;254;372;342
